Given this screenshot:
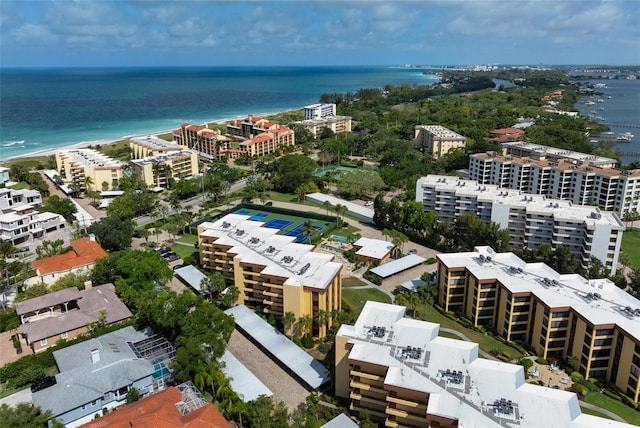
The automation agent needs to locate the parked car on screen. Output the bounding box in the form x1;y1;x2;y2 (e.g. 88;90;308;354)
165;254;180;262
155;246;171;254
408;249;418;255
264;201;273;206
364;201;373;206
162;251;177;259
132;231;142;238
172;263;187;271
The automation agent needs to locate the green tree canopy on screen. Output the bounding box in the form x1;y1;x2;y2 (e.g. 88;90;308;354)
271;154;318;193
40;195;77;222
337;169;385;199
88;216;135;251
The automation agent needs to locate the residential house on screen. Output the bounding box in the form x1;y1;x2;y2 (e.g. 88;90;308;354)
0;188;42;213
351;237;394;265
31;326;175;427
27;236;108;286
0;205;65;245
0;166;10;185
16;283;132;353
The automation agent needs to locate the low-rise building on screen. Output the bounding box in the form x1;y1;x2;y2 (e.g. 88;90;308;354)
130;150;199;188
198;213;342;338
55;149;124;191
304;103;336;119
129;135;184;159
469;151;640;217
335;301;626;427
32;326;175;427
16;283;132;353
290;115;352;138
0;188;42;213
437;246;640;402
414;125;467;159
0;206;65;245
487;127;525;143
27;236;108;286
415;175;624;275
351;237;394;265
0;166;10;185
78;382;231;428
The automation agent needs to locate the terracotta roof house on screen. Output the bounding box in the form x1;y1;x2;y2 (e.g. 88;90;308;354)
27;236;108;286
16;283;132;353
79;382;231;428
486;127;525;143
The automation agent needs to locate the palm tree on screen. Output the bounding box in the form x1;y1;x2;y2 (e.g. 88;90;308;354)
152;163;162;188
314;309;330;335
298;314;313;337
300;220;317;244
334;204;347;227
282;311;296;337
82;176;94;192
101;181;109;192
322;200;332;216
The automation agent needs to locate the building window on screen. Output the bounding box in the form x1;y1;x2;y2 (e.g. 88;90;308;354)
81;404;86;411
91;400;97;406
61;332;68;339
40;338;47;346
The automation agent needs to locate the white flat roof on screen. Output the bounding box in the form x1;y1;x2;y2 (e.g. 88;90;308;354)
438;246;640;341
131;135;183;150
415;125;466;140
370;254;426;278
200;214;341;290
353;237;394;260
501;141;616;166
305;193;374;224
225;305;329;389
338;301;625;428
174;265;207;295
57;148;122;168
220;350;272;402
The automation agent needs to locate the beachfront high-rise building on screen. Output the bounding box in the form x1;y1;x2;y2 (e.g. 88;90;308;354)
437;246;640;402
469;151;640;217
129;136;184;159
291;103;352;138
414;125;467;159
55;149;124;191
226;115;281;139
173;124;233;160
130;150;199;188
415;175;624;275
197;213;342;338
335;301;630;426
304;103;336;120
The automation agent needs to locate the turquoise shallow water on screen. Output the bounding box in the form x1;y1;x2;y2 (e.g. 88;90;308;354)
0;66;437;159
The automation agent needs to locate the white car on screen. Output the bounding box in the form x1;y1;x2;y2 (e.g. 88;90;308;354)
364;201;374;206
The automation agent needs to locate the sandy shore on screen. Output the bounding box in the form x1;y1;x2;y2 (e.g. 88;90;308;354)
3;107;300;163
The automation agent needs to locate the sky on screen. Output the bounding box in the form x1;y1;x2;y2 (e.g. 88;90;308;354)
0;0;638;68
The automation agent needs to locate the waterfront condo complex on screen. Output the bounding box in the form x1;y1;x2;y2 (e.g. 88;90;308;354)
335;301;630;427
197;213;342;338
291;103;352;138
55;148;124;191
415;175;624;275
414;125;467;159
469;148;640;218
436;246;640;402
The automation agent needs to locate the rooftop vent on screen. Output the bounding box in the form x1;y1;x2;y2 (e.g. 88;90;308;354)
281;255;294;264
298;263;311;275
368;326;386;338
265;245;275;253
249;237;260;245
486;256;492;262
235;229;245;236
402;346;423;360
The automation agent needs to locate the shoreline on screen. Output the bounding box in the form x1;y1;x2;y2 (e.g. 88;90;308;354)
2;107;301;163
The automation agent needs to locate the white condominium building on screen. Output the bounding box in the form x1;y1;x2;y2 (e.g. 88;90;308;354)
415;175;624;275
414;125;467;159
335;301;628;427
501;142;617;168
470;152;640;217
303;103;336;120
129;136;184;159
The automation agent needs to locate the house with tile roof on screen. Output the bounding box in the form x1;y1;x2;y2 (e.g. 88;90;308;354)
16;283;132;353
78;382;231;428
26;236;108;286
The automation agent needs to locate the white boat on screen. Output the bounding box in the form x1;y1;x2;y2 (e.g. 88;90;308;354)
596;99;604;103
585;101;596;106
616;132;634;142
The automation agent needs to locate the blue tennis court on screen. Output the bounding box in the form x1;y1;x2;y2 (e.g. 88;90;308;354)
250;213;269;221
264;219;293;230
285;225;326;242
235;209;252;215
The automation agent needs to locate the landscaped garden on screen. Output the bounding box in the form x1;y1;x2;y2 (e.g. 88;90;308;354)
342;287;391;317
583;391;640;425
621;227;640;270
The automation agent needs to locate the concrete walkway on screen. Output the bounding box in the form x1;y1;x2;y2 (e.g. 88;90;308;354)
438;328;498;361
0;388;32;408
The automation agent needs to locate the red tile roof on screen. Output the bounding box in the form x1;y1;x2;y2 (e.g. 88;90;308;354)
32;237;108;275
490;127;525;136
186;125;206;132
79;387;231;428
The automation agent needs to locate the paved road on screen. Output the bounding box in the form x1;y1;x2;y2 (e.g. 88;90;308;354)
0;388;32;408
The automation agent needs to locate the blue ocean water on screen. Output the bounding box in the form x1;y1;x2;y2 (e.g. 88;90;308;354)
0;66;437;159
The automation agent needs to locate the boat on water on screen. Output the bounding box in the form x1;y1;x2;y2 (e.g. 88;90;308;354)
596;99;604;103
585;100;596;106
616;132;634;142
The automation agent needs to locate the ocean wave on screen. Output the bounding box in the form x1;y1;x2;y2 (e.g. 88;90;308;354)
2;140;25;147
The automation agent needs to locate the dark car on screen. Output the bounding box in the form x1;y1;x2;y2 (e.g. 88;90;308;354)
162;251;177;259
165;254;180;262
132;231;142;238
172;263;187;271
264;201;273;206
155;246;171;254
408;249;418;255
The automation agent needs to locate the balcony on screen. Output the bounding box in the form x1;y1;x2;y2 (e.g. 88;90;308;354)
350;370;383;381
386;396;426;410
350;380;386;394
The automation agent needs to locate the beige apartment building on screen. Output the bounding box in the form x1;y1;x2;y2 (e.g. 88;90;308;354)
198;213;341;338
416;175;624;275
129;135;184;160
335;301;626;427
414;125;466;159
291;116;352;138
469;151;640;217
130;150;199;188
238;126;295;157
55;149;123;191
226;115;280;139
436;246;640;402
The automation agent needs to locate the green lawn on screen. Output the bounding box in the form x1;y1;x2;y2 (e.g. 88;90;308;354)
342;277;367;287
621;227;640;270
583;392;640;425
438;330;463;340
579;405;612;420
8;181;29;190
172;243;198;260
177;234;198;245
342;288;391;317
414;303;523;359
